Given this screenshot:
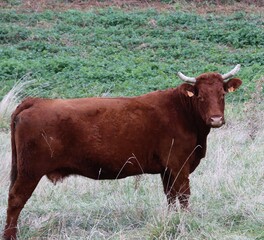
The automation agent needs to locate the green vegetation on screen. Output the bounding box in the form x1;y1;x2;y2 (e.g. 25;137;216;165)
0;8;263;101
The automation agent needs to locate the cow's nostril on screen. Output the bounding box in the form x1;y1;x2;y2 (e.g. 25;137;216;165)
210;116;222;122
210;116;223;127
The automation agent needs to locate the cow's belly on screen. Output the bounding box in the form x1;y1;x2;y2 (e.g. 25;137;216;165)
46;153;163;182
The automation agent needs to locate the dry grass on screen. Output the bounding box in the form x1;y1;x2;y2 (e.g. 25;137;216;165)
0;75;33;130
1;0;264;13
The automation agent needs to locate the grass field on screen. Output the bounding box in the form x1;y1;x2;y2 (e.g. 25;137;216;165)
0;1;264;239
0;2;263;101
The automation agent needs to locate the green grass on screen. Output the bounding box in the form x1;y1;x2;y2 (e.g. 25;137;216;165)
0;8;263;101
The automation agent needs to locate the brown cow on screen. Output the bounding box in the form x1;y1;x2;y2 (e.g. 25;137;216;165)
3;65;242;240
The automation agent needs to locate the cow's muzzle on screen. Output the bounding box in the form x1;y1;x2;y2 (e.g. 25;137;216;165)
210;115;225;128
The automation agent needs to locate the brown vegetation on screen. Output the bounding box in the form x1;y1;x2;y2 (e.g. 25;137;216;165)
1;0;264;13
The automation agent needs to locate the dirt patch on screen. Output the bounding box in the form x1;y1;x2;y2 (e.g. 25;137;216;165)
1;0;173;12
1;0;264;14
193;2;264;14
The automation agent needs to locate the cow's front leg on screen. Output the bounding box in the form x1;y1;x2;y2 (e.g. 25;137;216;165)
161;167;190;209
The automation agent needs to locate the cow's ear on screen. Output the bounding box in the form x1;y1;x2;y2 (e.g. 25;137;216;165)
224;78;242;93
180;83;196;97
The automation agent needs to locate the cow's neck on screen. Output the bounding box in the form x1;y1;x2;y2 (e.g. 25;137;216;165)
171;88;211;172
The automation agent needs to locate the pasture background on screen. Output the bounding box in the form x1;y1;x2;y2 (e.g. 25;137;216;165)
0;1;263;239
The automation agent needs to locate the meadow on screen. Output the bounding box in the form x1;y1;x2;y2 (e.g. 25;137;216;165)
0;1;264;239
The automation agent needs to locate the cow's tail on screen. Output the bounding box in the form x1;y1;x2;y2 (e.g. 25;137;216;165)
9;97;36;191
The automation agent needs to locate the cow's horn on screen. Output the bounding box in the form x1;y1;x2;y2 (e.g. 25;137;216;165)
222;64;241;80
177;72;196;83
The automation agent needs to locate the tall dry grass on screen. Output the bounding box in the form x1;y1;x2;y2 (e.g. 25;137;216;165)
0;80;263;239
0;75;33;130
0;77;33;184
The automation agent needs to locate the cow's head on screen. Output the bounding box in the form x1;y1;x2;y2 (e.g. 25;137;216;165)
178;65;242;128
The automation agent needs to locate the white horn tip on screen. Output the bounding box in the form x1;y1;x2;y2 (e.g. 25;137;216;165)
222;64;241;80
177;71;184;78
234;64;241;71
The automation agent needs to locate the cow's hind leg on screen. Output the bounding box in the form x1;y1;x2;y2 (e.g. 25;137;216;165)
3;176;40;240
